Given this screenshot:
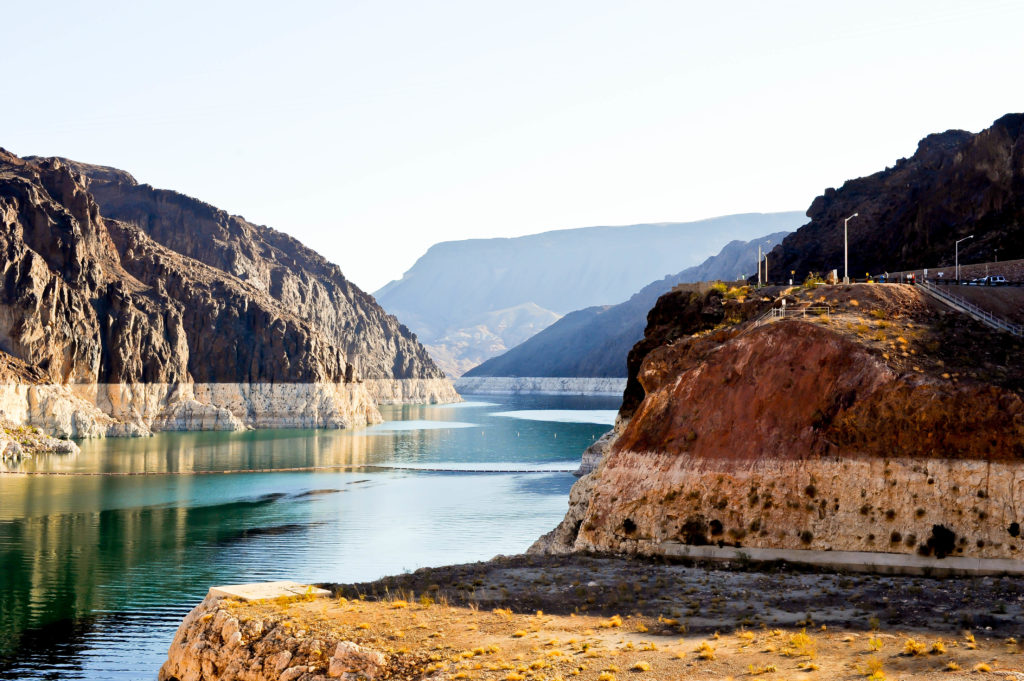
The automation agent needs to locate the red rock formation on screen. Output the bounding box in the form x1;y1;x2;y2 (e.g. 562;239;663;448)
536;284;1024;561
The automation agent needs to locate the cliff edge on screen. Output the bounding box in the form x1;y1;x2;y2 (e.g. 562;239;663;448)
534;282;1024;562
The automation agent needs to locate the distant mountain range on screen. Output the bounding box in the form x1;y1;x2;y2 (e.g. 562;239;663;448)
463;232;790;378
374;213;803;375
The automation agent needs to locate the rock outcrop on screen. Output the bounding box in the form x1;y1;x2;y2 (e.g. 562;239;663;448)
159;590;390;681
0;149;456;437
771;113;1024;281
537;283;1024;561
0;416;79;461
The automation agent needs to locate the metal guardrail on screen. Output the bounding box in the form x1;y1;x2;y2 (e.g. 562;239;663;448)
757;278;1024;287
752;305;831;328
929;278;1024;287
736;308;776;336
918;280;1024;336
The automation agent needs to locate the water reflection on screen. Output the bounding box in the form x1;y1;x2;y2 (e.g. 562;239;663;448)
0;393;618;680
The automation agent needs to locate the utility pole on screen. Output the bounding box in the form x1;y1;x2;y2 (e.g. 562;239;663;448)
955;235;974;282
758;244;762;287
765;253;770;285
843;213;858;284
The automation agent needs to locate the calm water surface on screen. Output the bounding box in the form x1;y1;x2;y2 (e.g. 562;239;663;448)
0;393;618;680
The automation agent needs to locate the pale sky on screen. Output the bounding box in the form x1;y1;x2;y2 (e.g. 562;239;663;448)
4;1;1023;291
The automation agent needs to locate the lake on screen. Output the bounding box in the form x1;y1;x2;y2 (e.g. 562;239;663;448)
0;392;619;680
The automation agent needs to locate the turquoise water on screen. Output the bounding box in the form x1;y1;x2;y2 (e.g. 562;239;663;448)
0;393;618;680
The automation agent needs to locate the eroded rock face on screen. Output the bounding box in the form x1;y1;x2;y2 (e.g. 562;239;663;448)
58;158;443;382
539;285;1024;561
0;149;456;436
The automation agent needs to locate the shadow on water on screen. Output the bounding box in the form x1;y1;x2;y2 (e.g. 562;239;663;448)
0;487;311;664
0;613;99;679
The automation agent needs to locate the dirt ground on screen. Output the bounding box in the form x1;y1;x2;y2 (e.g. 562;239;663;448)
227;553;1024;680
940;286;1024;326
765;283;1024;396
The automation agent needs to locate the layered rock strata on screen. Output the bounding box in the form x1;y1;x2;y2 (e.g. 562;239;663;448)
0;149;455;437
536;284;1024;562
362;378;461;405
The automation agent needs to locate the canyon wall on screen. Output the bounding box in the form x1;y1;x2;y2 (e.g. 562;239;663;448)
0;150;455;437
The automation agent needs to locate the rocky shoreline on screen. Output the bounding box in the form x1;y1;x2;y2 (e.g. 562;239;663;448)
0;416;79;460
0;378;460;440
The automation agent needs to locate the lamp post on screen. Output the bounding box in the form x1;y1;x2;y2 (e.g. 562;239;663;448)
955;235;973;282
843;213;858;284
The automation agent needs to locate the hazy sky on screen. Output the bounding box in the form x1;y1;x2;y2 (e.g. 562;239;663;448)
4;1;1023;291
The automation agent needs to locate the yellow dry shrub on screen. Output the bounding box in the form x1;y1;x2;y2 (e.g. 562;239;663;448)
599;615;623;628
903;638;927;656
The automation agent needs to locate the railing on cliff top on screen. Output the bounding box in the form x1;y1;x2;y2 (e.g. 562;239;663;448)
917;280;1024;337
752;305;832;328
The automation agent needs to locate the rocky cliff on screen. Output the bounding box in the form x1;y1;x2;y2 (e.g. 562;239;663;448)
534;283;1024;562
0;150;456;437
771;113;1024;281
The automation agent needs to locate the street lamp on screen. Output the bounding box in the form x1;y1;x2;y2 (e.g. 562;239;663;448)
955;235;973;282
843;213;858;284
